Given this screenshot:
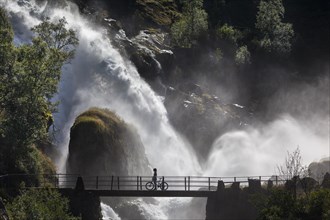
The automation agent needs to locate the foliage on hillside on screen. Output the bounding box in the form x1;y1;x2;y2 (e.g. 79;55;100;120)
0;14;78;148
255;0;294;54
0;7;79;219
6;188;79;220
254;187;330;219
171;0;208;48
0;7;78;175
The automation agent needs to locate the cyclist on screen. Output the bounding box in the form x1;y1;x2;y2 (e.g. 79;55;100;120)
152;168;157;190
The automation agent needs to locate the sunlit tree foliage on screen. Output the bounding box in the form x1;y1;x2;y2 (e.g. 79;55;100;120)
255;0;294;54
171;0;208;48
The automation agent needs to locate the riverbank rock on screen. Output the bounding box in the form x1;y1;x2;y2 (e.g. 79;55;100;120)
67;108;150;176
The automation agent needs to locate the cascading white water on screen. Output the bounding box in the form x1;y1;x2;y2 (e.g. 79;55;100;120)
1;0;201;176
1;0;202;218
2;0;329;219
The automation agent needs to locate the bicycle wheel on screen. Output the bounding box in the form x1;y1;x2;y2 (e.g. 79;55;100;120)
145;182;155;191
161;182;168;191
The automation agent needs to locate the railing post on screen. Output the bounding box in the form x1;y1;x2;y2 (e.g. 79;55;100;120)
208;177;211;191
117;177;120;190
140;177;142;190
111;176;113;190
96;176;99;189
234;177;236;182
162;176;164;191
188;176;190;191
184;177;187;191
259;176;261;181
275;176;278;185
137;176;139;190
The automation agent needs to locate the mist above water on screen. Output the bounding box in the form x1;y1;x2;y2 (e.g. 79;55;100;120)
206;114;329;177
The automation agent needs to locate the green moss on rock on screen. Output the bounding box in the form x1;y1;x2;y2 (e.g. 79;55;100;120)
67;107;149;176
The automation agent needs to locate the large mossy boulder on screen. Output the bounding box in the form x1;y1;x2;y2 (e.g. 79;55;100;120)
67;108;149;176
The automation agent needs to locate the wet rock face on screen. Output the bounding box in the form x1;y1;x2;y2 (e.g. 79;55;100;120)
67;108;150;176
308;159;330;182
114;29;174;81
164;83;250;161
322;172;330;188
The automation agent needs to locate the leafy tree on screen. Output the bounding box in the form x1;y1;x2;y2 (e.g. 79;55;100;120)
255;0;294;54
171;0;208;48
0;14;78;148
306;189;330;219
254;188;330;219
216;23;242;45
255;188;298;220
235;45;251;65
6;188;80;220
277;147;308;180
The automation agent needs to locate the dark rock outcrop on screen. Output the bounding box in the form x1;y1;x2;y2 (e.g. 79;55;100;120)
67;107;150;176
60;189;102;220
206;187;258;220
322;172;330;188
309;159;330;182
164;83;250;161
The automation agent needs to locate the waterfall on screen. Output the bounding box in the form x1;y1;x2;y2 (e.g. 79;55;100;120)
1;0;201;175
1;0;202;218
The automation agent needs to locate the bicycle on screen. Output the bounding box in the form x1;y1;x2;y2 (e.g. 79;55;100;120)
145;178;168;191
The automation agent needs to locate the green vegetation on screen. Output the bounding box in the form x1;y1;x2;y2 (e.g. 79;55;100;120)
0;7;78;177
255;0;294;54
235;46;251;65
71;107;125;141
171;0;208;48
6;188;79;220
254;187;330;220
0;16;78;148
216;23;242;45
253;149;330;219
67;107;150;177
0;7;79;219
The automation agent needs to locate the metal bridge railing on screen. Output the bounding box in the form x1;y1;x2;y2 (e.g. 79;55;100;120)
0;174;287;191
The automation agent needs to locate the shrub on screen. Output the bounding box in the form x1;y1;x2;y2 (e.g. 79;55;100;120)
216;23;242;44
235;46;251;65
6;188;80;220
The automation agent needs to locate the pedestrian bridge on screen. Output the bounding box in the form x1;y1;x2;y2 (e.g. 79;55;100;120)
0;174;284;197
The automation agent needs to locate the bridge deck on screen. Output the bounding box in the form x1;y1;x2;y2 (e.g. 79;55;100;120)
60;189;215;197
0;174;285;197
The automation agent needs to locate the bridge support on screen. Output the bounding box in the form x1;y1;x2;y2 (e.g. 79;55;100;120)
75;176;85;191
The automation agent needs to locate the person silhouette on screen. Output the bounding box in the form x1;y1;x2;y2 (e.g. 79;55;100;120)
152;168;157;190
